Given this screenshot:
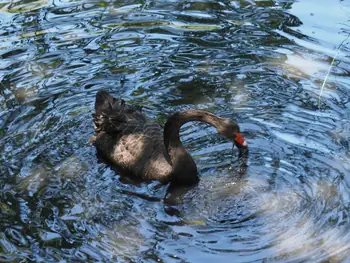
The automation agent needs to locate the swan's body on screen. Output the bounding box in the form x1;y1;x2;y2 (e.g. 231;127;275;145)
91;90;247;185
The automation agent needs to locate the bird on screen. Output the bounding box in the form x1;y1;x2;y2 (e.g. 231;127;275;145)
90;90;248;185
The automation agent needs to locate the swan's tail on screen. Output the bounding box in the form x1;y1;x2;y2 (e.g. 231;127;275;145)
93;90;127;133
95;89;124;115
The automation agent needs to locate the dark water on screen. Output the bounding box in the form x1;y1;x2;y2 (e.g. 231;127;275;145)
1;0;350;262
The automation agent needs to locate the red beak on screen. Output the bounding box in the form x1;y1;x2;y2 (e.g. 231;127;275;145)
234;133;248;148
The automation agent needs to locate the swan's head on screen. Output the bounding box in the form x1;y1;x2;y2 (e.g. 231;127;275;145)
216;119;248;149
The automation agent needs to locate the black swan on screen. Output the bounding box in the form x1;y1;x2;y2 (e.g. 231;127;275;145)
90;90;248;185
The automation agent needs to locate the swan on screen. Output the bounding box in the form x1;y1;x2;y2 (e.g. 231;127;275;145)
90;90;248;185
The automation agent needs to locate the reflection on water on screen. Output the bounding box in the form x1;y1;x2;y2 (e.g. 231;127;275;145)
1;0;350;262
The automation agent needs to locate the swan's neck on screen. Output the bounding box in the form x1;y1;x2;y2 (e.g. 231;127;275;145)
163;110;224;183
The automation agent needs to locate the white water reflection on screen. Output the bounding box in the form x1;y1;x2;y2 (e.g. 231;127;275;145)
291;0;350;46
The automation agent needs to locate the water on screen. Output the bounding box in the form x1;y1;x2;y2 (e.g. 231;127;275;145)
1;0;350;262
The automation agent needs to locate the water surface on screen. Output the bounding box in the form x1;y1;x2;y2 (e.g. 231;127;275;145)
1;0;350;262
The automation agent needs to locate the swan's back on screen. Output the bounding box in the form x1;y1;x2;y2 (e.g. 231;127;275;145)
91;90;172;182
